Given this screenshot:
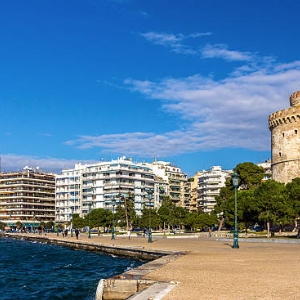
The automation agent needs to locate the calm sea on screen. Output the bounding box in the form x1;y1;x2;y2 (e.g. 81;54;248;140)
0;237;143;300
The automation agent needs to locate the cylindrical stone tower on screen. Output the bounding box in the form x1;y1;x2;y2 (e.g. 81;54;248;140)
268;91;300;183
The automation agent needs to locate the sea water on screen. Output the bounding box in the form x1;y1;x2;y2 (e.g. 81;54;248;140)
0;237;143;299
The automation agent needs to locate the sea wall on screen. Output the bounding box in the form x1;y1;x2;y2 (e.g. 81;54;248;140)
2;233;184;300
3;233;170;260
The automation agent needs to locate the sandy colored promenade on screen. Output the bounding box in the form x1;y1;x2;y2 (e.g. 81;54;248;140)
15;232;300;299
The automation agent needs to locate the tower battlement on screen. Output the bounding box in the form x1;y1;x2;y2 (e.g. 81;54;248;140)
290;90;300;107
269;90;300;183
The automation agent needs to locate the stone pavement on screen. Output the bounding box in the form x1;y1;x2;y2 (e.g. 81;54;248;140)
16;232;300;299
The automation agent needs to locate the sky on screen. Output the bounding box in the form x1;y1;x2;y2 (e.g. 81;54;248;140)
1;0;300;176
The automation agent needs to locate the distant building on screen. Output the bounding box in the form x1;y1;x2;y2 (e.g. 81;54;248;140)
269;90;300;183
0;167;55;229
189;172;203;212
149;161;190;209
197;166;232;213
55;157;155;224
257;159;272;181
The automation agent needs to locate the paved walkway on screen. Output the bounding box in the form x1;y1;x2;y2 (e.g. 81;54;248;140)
16;232;300;299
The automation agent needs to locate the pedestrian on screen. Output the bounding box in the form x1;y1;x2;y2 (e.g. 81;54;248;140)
75;229;79;239
65;229;68;237
127;229;131;240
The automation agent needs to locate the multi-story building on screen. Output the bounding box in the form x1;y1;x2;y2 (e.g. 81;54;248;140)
189;172;203;212
55;157;155;224
149;161;189;209
197;166;231;213
257;159;272;181
0;167;55;229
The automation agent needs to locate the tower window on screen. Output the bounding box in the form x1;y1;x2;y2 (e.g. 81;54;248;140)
295;130;298;134
282;133;284;137
279;152;282;157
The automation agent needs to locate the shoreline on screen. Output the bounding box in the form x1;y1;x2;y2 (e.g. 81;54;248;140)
2;232;186;299
3;232;300;299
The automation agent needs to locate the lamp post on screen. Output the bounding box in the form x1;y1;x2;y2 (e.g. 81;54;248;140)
232;173;239;249
147;190;153;243
88;203;91;239
70;207;74;237
33;213;35;234
56;209;59;236
111;198;116;240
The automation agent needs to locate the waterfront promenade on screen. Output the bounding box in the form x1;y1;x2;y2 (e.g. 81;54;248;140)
9;232;300;299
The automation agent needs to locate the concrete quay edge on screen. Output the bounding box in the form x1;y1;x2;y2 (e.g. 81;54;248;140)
2;233;186;300
3;233;300;300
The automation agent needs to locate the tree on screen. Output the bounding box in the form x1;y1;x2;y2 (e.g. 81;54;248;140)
85;208;112;233
213;177;235;232
116;192;136;230
16;221;22;230
72;213;85;229
140;207;160;230
173;206;187;229
157;196;176;232
44;221;54;230
235;162;265;190
237;189;259;232
0;222;5;230
285;177;300;230
254;180;287;237
184;211;198;231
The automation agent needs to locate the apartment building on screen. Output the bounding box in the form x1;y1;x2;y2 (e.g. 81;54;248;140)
149;161;190;209
197;166;231;213
189;172;203;212
55;157;155;224
0;167;55;228
257;159;272;181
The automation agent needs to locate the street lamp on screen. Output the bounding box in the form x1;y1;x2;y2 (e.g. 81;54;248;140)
33;213;36;234
88;203;91;239
56;209;59;236
232;173;239;249
111;198;116;240
147;189;153;243
70;207;74;237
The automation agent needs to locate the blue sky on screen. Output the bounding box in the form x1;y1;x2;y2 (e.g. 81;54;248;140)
1;0;300;176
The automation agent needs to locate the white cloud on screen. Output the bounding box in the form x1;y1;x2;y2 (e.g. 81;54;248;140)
68;59;300;157
140;31;211;54
0;154;94;174
200;44;254;61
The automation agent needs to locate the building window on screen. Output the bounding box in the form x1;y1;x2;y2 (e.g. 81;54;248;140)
279;152;282;157
295;130;298;134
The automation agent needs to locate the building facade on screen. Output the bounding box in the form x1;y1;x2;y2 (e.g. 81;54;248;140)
0;167;55;229
189;172;203;212
55;157;155;224
197;166;231;213
268;90;300;183
149;161;190;209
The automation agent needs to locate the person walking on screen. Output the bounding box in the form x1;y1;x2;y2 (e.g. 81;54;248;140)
75;229;79;239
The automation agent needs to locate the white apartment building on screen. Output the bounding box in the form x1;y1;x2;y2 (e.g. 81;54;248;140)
55;157;155;223
257;159;272;181
149;161;190;209
197;166;232;213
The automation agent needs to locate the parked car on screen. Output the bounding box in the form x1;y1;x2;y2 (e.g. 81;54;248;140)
249;225;263;232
